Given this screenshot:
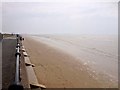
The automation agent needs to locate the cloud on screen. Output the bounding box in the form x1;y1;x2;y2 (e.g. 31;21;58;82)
0;2;2;32
2;1;118;34
3;2;117;18
1;0;119;3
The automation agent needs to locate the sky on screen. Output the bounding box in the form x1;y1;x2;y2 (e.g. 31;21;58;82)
1;0;119;34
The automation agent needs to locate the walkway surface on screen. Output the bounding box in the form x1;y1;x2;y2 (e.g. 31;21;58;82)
2;37;29;89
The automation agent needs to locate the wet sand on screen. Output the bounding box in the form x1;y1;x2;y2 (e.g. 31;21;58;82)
31;35;118;83
23;36;117;88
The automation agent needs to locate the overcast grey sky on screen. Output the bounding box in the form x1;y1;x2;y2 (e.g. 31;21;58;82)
1;0;118;34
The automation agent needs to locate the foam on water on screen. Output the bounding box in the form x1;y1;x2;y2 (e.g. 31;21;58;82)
30;34;118;84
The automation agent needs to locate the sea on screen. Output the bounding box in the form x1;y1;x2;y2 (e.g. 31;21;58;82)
30;34;118;85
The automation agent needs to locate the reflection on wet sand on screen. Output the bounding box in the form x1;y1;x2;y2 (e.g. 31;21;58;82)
23;35;118;88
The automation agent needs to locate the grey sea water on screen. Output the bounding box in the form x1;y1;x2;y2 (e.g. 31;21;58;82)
31;34;118;85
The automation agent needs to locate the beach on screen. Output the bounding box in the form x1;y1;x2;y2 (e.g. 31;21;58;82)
23;35;118;88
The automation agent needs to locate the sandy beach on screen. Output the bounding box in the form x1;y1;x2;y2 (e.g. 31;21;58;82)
23;35;118;88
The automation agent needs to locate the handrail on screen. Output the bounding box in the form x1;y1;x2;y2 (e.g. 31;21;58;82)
15;44;20;84
8;35;24;90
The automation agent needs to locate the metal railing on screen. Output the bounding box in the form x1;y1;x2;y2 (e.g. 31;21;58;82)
8;35;24;90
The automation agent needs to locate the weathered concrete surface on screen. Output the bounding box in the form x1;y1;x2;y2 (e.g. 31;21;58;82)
2;38;29;89
2;39;17;89
0;40;2;90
